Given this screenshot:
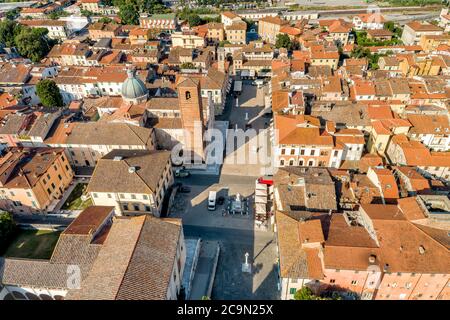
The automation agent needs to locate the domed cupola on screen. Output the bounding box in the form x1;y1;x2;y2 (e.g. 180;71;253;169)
121;69;148;104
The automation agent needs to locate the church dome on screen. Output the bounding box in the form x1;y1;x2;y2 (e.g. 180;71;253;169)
121;69;148;103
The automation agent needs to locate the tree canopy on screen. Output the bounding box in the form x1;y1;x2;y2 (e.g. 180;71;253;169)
114;0;171;25
98;16;113;24
294;287;344;300
36;79;64;108
5;8;19;21
0;20;23;47
180;62;196;69
0;21;55;62
0;211;16;254
350;45;386;70
275;34;299;51
188;14;203;27
294;287;316;300
15;28;53;63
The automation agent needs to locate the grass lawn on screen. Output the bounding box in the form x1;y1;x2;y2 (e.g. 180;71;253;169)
4;229;61;260
62;183;93;210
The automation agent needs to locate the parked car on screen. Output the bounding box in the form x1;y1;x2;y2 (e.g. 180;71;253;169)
179;186;191;193
217;196;225;205
175;169;190;178
258;176;274;186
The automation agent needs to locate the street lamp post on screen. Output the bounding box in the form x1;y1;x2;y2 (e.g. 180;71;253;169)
242;252;251;273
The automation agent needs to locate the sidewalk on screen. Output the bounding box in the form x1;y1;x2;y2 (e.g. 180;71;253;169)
188;240;220;300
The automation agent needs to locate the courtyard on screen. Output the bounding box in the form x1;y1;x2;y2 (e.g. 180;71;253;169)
3;229;61;260
61;183;93;211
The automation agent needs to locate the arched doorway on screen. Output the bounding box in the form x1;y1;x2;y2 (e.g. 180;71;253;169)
39;294;53;300
11;291;27;300
25;292;40;300
3;293;14;300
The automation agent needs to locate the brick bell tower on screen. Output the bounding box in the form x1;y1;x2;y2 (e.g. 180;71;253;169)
177;77;205;164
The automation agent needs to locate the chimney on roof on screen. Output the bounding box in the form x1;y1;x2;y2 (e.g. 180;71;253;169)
128;166;136;173
419;245;426;255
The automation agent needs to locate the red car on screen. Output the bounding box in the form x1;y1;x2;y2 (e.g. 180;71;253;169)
258;176;273;186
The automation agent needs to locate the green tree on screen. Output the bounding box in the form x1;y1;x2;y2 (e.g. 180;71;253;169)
0;211;16;254
14;28;53;62
218;40;231;47
48;11;69;20
294;287;345;300
294;287;316;300
188;14;203;27
98;16;113;24
119;2;140;25
275;33;292;50
5;8;19;21
351;45;371;59
180;62;195;69
384;21;395;32
36;79;64;108
0;20;23;47
80;9;94;17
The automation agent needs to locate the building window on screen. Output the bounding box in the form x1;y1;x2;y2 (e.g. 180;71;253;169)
310;150;315;156
330;279;336;283
145;205;151;212
351;280;358;285
107;193;112;198
185;91;191;100
51;183;56;189
281;149;286;155
119;194;125;199
26;191;32;197
289;288;296;295
65;165;69;171
143;195;148;200
47;188;51;195
93;193;98;198
300;149;305;155
131;194;136;199
133;204;140;211
58;174;62;180
290;149;295;155
123;204;128;211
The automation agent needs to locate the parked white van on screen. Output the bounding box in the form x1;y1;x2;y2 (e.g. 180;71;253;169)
208;191;217;211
